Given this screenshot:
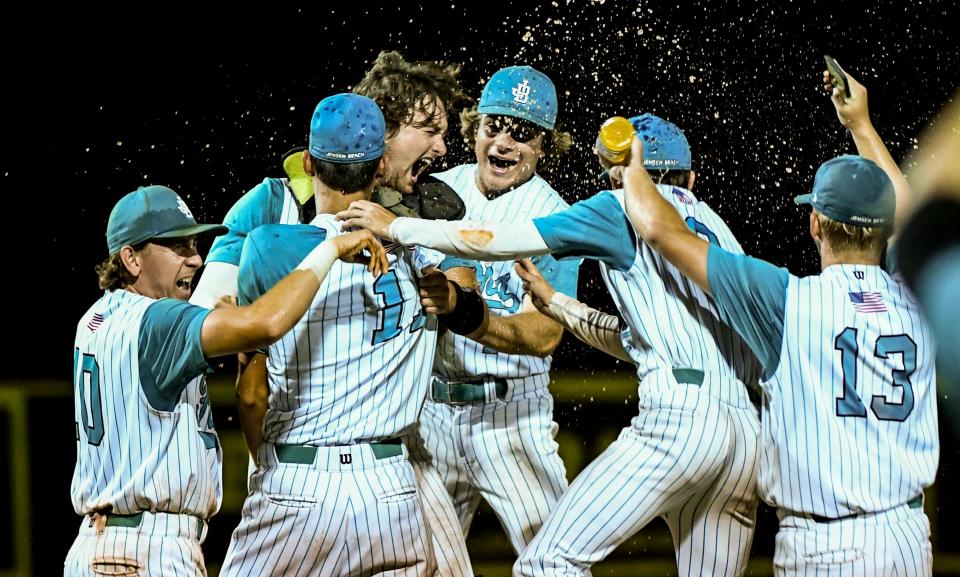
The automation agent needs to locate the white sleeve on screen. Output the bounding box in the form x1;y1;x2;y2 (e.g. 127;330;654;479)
546;293;634;364
390;218;551;260
411;246;446;277
190;261;240;309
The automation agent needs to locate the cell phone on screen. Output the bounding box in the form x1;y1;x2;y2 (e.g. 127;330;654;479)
824;55;851;99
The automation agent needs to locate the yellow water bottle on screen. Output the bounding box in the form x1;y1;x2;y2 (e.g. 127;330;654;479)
595;116;635;165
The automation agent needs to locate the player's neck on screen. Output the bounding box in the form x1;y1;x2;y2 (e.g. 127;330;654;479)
819;247;881;271
313;185;371;215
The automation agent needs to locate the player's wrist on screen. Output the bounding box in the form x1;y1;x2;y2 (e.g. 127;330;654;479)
295;240;338;282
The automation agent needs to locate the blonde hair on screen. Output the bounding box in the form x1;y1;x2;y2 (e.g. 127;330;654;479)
817;213;891;256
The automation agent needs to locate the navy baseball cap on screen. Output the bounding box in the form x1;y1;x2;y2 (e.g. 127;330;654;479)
478;66;558;130
794;155;895;227
106;185;227;255
308;93;386;163
629;114;692;170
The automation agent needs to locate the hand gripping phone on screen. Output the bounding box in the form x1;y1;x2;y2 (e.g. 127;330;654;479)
824;55;851;100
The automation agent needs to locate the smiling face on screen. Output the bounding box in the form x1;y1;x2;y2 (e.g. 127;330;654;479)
381;96;449;194
474;114;545;197
125;236;203;300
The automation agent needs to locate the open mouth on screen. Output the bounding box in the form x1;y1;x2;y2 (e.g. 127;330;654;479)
489;156;518;170
411;157;433;180
176;277;193;291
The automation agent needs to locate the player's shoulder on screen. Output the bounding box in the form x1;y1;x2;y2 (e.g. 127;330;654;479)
239;223;329;304
513;174;570;214
244;223;328;263
432;164;476;191
224;177;290;223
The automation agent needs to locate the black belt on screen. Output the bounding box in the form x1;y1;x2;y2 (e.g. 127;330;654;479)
809;494;923;523
274;439;403;464
431;377;508;405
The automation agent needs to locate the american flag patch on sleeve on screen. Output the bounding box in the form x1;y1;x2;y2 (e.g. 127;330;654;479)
86;313;104;332
848;291;887;313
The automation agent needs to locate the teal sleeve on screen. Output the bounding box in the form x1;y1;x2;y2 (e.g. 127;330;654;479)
207;179;288;265
437;256;477;272
916;246;960;386
707;245;789;379
238;224;328;306
532;191;636;271
531;254;580;298
139;300;212;411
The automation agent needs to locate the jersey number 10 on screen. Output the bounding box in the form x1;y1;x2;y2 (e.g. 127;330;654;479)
73;348;105;445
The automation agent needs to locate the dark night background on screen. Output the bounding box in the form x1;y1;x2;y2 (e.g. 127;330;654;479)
3;1;959;574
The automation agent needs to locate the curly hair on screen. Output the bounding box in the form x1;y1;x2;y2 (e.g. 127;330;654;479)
96;251;138;290
353;51;472;136
459;106;573;169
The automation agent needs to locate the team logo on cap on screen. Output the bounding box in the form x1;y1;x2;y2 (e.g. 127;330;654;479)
176;195;194;219
512;79;531;104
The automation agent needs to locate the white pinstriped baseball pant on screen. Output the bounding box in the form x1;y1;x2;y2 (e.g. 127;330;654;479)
64;511;208;577
516;383;760;577
419;374;569;555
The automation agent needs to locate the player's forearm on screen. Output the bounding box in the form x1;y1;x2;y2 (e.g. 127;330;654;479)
390;218;551;260
546;293;633;363
200;241;337;357
848;122;914;228
472;311;563;358
236;352;268;464
622;165;712;293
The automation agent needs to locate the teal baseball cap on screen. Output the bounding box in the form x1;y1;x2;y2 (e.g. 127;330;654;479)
478;66;558;130
308;93;386;163
106;185;227;255
794;155;895;227
630;114;692;170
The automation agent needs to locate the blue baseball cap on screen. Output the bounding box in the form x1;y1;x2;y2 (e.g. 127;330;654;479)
308;93;386;163
629;114;692;170
478;66;558;130
794;155;895;227
106;185;227;255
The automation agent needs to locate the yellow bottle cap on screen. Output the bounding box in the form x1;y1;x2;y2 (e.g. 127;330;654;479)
595;116;635;165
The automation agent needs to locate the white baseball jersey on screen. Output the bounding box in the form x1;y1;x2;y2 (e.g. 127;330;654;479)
206;177;476;577
392;184;763;575
221;216;443;577
236;215;443;444
432;164;580;379
71;289;221;519
707;254;938;517
420;164;578;554
533;186;761;405
68;289;218;577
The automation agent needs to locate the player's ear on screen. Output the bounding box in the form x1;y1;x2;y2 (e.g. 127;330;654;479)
120;245;142;278
809;212;821;242
687;170;696;191
302;150;315;176
375;155;387;178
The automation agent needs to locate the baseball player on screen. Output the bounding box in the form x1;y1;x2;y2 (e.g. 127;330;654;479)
387;65;581;554
338;113;763;576
190;51;476;577
218;93;487;577
619;67;936;575
65;184;386;577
